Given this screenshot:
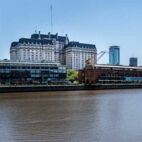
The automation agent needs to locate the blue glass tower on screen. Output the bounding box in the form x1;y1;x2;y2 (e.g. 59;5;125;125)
109;46;120;65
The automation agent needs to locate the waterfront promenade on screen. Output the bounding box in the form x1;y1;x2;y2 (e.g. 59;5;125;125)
1;83;142;93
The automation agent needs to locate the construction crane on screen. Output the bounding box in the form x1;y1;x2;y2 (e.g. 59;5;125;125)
97;50;107;62
85;50;107;66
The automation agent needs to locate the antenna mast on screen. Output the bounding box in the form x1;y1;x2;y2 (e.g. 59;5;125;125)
50;5;53;33
35;26;37;33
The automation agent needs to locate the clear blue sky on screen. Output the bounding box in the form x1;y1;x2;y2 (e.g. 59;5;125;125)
0;0;142;65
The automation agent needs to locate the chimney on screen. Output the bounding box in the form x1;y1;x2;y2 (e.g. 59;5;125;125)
56;33;58;39
48;32;51;39
38;31;41;39
65;34;69;45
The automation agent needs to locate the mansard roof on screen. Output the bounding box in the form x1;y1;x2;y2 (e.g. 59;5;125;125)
31;33;69;42
11;42;19;47
66;41;96;49
19;38;53;45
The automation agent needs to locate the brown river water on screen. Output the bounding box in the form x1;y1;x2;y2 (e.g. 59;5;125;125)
0;89;142;142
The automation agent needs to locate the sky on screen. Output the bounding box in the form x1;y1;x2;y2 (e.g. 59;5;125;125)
0;0;142;65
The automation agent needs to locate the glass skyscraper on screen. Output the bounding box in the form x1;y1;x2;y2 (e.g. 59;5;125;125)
129;57;138;66
109;46;120;65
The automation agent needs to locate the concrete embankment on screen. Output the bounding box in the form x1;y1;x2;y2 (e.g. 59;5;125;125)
1;84;142;93
0;85;85;93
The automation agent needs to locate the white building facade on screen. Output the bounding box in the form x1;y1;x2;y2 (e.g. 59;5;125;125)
10;33;97;70
65;42;97;70
10;32;69;64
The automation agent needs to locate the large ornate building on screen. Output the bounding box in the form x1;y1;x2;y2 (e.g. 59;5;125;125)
10;32;69;64
10;32;97;70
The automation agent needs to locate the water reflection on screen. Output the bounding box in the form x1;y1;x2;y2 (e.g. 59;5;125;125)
0;90;142;142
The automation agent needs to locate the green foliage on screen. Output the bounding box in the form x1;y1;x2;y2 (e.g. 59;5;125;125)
67;69;78;83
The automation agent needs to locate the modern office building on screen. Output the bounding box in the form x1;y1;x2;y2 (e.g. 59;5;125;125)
0;62;67;85
109;46;120;65
10;32;69;64
10;32;97;70
129;57;138;66
65;41;97;70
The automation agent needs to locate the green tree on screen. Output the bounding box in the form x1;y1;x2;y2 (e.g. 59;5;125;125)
67;69;78;83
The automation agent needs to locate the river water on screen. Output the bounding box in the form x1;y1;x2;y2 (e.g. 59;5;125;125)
0;89;142;142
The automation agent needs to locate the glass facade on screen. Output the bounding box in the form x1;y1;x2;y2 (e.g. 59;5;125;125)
0;62;67;85
109;46;120;65
129;57;138;66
